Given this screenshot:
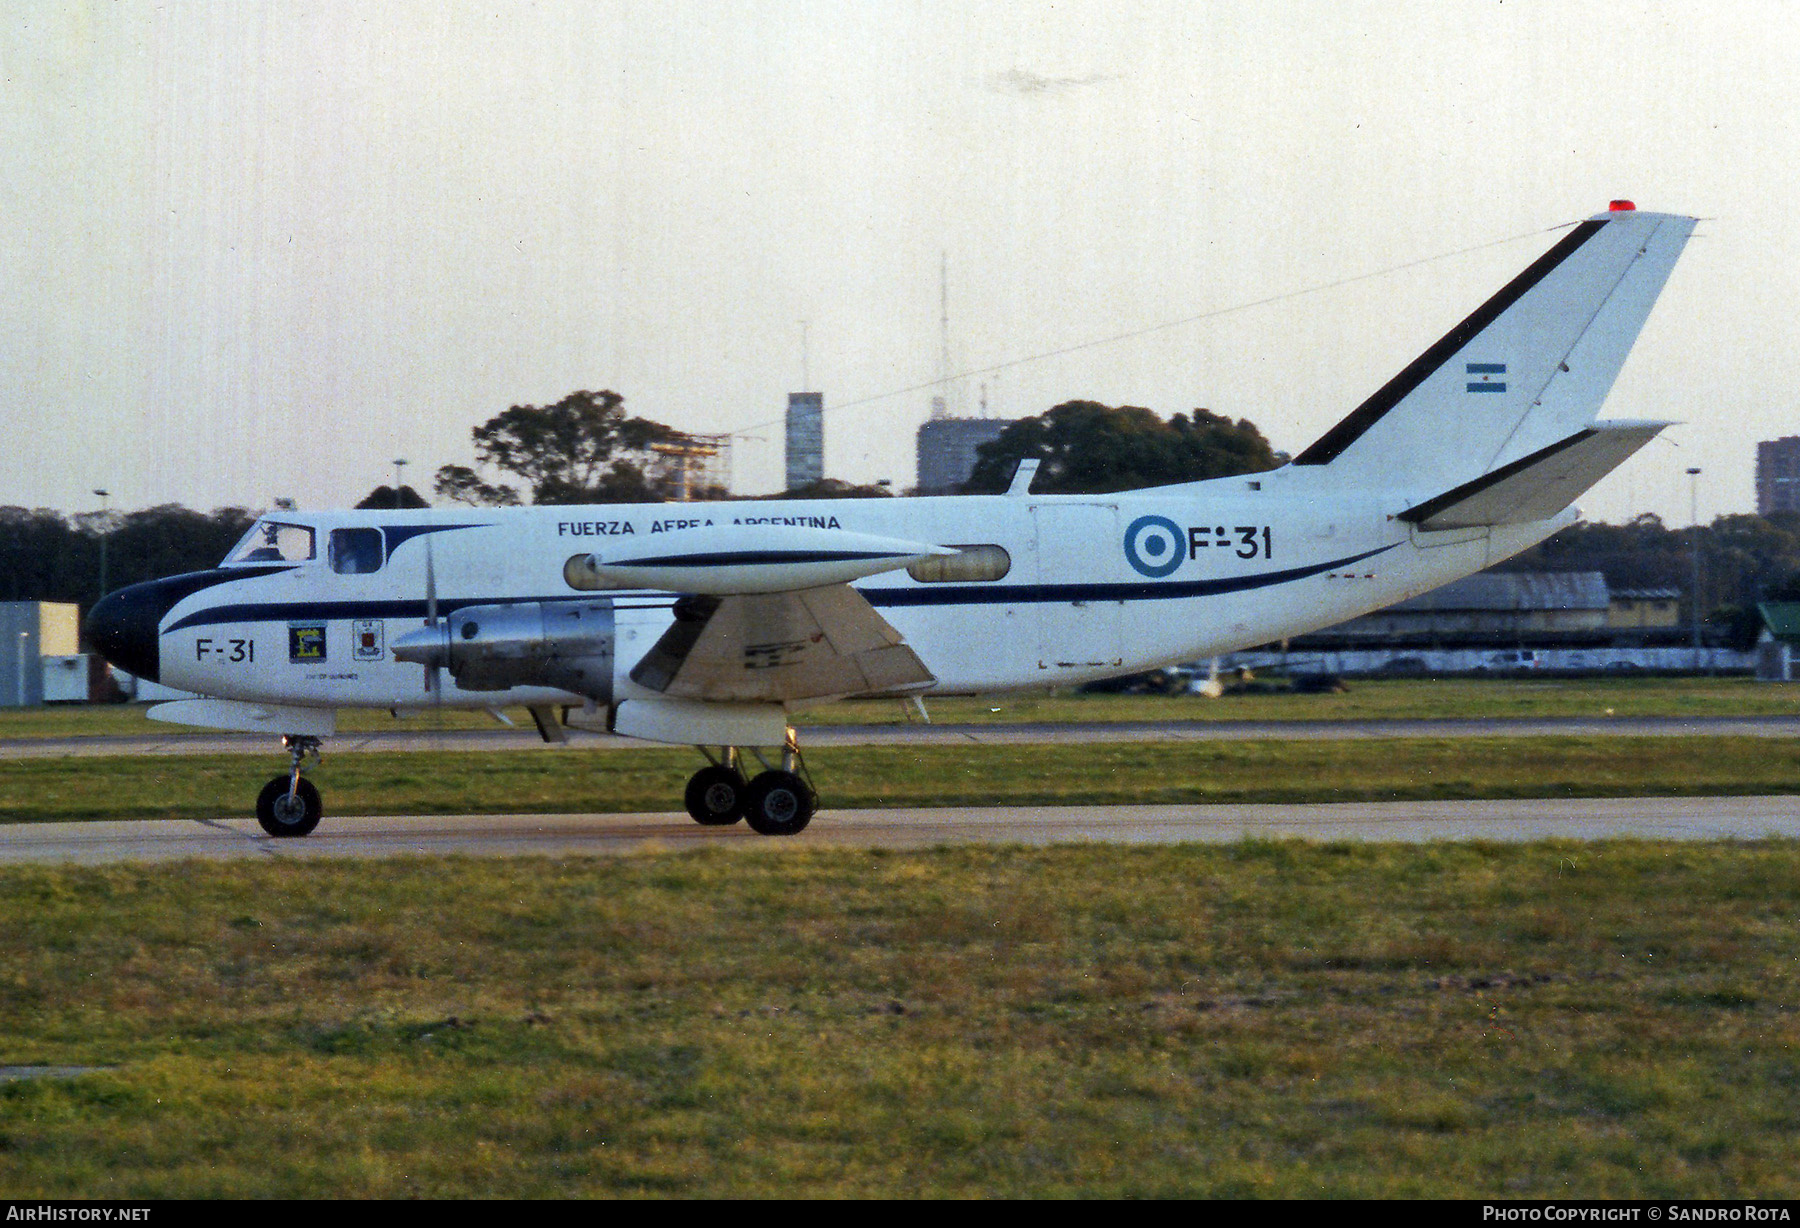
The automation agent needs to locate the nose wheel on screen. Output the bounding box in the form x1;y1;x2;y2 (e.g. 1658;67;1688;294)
256;734;324;837
257;775;321;837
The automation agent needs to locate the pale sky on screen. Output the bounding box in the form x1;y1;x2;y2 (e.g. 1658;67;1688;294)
4;0;1797;524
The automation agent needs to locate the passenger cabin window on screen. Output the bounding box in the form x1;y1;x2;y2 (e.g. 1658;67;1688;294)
225;520;316;565
906;544;1011;583
329;528;384;574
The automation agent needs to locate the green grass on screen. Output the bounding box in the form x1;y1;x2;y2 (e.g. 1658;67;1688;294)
819;675;1800;726
2;677;1797;740
2;842;1798;1197
4;737;1800;824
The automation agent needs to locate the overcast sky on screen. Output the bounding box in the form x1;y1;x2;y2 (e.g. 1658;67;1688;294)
5;0;1797;524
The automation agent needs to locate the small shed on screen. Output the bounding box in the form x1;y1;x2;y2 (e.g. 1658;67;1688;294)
1755;603;1800;681
0;601;82;707
1608;587;1683;630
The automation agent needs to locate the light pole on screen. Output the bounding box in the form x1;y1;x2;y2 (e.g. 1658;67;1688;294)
392;459;408;509
1686;467;1703;671
93;488;110;600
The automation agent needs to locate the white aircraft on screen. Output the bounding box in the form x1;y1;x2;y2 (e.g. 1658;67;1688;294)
85;203;1695;838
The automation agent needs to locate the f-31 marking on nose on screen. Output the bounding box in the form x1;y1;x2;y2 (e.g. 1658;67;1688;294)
1124;516;1273;577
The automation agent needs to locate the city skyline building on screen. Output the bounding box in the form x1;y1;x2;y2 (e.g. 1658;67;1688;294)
785;392;823;491
1757;436;1800;516
916;416;1010;495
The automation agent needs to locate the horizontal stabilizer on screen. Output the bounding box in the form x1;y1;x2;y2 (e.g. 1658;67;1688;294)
1397;420;1667;531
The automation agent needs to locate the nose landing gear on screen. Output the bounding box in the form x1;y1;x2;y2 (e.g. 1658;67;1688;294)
683;733;816;835
256;734;323;837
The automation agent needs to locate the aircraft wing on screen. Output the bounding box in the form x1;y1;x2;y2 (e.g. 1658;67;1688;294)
629;585;935;703
1396;420;1667;531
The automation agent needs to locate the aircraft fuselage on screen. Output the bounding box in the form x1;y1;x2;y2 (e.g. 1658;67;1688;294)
127;474;1559;716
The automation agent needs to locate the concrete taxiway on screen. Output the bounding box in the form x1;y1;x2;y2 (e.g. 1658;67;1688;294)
4;795;1796;865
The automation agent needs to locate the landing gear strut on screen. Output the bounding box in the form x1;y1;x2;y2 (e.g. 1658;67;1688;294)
683;733;816;835
256;734;323;837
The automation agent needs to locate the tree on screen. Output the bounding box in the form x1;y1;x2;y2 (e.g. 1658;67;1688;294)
432;466;522;508
433;389;688;506
961;401;1280;495
354;484;429;509
762;478;894;500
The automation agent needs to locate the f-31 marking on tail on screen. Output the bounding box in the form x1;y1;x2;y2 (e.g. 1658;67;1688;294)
84;203;1697;838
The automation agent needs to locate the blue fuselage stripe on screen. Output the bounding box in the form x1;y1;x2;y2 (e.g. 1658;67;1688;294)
161;544;1399;633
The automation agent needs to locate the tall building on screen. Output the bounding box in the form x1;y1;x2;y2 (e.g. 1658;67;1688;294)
785;392;823;491
916;417;1010;495
1759;437;1800;516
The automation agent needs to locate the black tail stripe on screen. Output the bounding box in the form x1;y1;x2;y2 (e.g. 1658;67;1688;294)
1292;219;1608;466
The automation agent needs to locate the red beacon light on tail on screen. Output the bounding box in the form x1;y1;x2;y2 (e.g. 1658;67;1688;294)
1609;199;1636;211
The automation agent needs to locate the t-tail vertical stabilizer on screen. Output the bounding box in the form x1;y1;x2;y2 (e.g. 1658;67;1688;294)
1291;204;1695;492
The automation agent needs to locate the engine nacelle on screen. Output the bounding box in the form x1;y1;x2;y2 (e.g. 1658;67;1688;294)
391;600;614;699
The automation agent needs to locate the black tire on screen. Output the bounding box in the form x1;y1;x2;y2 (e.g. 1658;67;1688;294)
685;765;747;826
256;776;322;838
742;770;814;836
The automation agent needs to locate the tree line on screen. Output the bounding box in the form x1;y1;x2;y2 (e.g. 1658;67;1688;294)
1495;510;1800;647
8;386;1797;640
0;504;256;609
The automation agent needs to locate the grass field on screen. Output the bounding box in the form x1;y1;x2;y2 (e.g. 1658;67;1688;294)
6;679;1798;1197
1;677;1796;740
2;842;1798;1198
3;736;1800;824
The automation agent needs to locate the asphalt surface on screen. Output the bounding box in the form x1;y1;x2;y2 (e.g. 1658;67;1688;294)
7;716;1797;864
4;796;1797;864
6;714;1800;759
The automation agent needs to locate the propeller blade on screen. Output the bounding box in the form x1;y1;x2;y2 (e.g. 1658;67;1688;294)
424;533;441;697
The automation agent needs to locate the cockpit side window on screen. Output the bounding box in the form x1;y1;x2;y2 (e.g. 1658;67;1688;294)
328;528;385;574
225;521;316;565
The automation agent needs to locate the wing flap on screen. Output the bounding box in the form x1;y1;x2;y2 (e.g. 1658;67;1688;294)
630;584;935;703
1397;420;1668;531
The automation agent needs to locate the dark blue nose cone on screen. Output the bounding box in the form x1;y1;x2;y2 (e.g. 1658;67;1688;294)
84;581;173;682
84;568;272;684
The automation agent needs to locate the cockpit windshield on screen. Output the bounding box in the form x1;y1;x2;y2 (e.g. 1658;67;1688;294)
224;520;316;566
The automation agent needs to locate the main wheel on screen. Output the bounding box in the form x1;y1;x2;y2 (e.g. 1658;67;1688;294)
256;776;322;838
742;770;815;836
685;765;747;826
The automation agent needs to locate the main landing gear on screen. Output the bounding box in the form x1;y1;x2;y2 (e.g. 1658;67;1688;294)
683;736;817;836
256;734;323;838
248;730;815;839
